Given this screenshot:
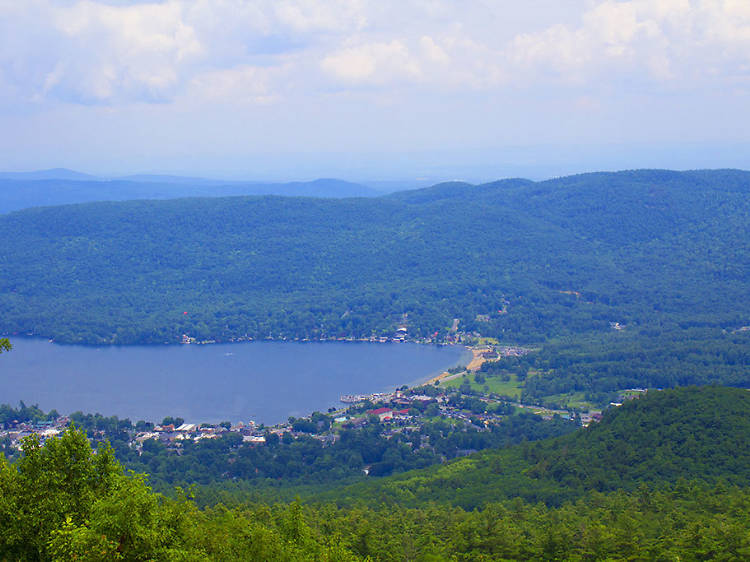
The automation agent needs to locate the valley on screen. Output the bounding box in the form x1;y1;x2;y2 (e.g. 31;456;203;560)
2;169;750;559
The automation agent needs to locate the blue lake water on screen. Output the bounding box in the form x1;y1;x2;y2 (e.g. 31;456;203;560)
0;339;469;424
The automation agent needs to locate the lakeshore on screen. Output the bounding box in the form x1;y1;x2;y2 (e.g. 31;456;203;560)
0;338;467;425
2;339;612;473
425;344;533;385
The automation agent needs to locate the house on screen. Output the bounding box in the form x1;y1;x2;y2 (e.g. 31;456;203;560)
158;431;179;443
366;407;393;416
195;433;219;441
366;407;411;422
366;407;394;421
133;432;159;448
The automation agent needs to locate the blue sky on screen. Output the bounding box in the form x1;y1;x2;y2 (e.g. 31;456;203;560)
1;0;749;182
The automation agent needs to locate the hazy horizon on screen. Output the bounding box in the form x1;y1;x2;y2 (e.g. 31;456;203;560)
3;151;749;187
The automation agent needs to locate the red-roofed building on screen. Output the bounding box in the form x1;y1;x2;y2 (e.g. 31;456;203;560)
366;407;411;422
366;407;392;416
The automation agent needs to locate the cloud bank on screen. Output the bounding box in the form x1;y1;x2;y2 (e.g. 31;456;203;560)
1;0;748;104
0;1;749;177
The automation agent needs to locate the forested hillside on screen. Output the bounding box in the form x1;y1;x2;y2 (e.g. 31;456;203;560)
4;387;750;560
325;386;750;509
2;169;749;342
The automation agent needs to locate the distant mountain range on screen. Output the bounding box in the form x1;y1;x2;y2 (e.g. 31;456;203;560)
0;169;382;213
0;168;101;182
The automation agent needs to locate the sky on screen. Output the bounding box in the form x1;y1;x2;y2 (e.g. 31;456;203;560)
0;0;749;182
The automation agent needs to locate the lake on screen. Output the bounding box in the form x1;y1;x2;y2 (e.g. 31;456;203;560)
0;338;469;424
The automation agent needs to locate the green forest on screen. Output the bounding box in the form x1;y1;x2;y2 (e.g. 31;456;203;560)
3;387;750;560
2;169;749;347
327;386;750;509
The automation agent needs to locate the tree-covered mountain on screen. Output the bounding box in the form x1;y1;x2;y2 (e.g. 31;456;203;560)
324;386;750;509
2;169;749;345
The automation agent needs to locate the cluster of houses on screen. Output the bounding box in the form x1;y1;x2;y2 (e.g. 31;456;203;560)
184;328;451;347
341;390;435;405
478;345;533;360
181;313;517;346
0;417;272;454
0;417;69;449
134;421;266;448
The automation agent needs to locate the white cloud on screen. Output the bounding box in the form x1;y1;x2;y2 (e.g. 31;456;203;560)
188;64;281;105
419;36;449;64
504;0;750;84
320;40;420;84
0;0;203;104
273;0;367;33
1;0;750;106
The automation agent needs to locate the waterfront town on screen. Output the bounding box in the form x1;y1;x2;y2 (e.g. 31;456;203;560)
0;342;645;460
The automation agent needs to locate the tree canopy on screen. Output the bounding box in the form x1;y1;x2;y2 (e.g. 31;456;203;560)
2;169;749;348
4;388;750;560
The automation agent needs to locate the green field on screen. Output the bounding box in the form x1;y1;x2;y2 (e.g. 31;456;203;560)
536;391;596;411
444;371;522;399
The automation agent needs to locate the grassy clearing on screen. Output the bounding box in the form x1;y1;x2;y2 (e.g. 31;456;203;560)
541;391;597;411
444;371;522;399
477;337;500;345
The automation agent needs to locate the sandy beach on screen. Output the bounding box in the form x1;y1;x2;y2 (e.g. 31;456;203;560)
425;347;485;385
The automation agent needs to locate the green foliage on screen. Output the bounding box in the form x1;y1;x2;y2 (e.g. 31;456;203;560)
324;387;750;509
161;416;184;427
3;169;750;352
4;389;750;560
0;401;52;427
297;483;750;561
0;429;121;559
116;413;574;491
520;328;750;404
0;427;364;560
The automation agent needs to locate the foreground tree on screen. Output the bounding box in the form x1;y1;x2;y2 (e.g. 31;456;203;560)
0;427;360;561
0;430;126;559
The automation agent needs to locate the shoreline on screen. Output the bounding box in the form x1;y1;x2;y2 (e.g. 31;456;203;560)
7;333;466;350
402;345;474;388
424;347;487;385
